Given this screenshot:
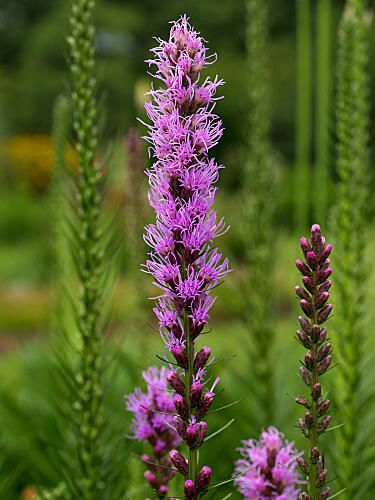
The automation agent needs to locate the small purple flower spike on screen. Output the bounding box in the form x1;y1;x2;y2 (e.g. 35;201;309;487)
294;225;333;499
142;14;229;498
234;426;302;499
126;367;181;498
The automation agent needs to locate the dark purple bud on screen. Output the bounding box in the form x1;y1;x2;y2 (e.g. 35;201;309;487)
295;396;311;408
299;316;312;334
196;421;207;446
299;417;309;437
169;450;188;476
319;487;331;500
296;259;311;276
295;286;310;301
311;383;322;400
302;276;315;293
300;366;311;386
317;469;328;487
141;454;154;469
194;347;211;372
320;244;333;261
173;394;188;419
174;416;187;439
305;411;314;428
317;304;332;324
315;291;329;309
310;447;320;464
297;329;311;349
185;422;197;447
311;324;321;343
167;370;186;395
300;237;311;256
196;465;212;491
317;343;331;361
318;355;332;374
190;380;203;406
184;480;196;499
318;415;331;432
317;268;332;284
300;299;313;317
305;351;314;370
319;327;327;344
317;456;324;473
317;399;331;416
299;493;311;500
144;470;158;488
319;280;332;293
171;345;188;368
196;392;214;418
297;457;309;473
306;251;318;270
311;224;322;248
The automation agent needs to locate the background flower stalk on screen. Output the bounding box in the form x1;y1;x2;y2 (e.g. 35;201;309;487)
295;225;333;500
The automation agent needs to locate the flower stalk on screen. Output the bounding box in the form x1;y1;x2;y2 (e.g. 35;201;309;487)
142;16;229;498
295;225;333;500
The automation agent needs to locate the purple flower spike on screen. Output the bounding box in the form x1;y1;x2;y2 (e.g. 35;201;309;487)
142;15;229;497
294;225;334;498
126;367;181;497
234;426;302;499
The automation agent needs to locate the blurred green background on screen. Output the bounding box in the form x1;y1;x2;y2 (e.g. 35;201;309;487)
0;0;374;498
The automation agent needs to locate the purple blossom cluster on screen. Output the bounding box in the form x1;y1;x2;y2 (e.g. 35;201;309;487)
294;225;333;500
126;367;181;498
142;14;230;498
234;427;302;499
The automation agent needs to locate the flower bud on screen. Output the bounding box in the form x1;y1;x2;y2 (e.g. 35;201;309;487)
169;449;188;476
305;411;314;428
305;351;314;370
311;383;321;400
190;380;203;406
318;415;331;433
173;394;188;419
167;370;186;395
295;396;311;408
299;417;309;437
315;291;329;309
299;316;312;334
194;347;211;372
296;259;311;276
319;487;331;500
295;286;310;301
297;330;310;349
318;355;332;374
184;479;196;499
171;345;188;368
311;224;322;247
300;299;313;317
196;392;214;418
319;327;327;344
302;276;314;293
317;304;332;324
317;399;330;416
159;484;168;496
297;457;309;473
317;343;331;361
196;421;207;446
300;236;311;256
317;469;328;487
299;493;310;500
310;446;320;464
174;415;187;439
144;470;158;488
311;324;321;343
186;422;198;447
306;251;318;270
300;366;311;386
196;465;212;491
319;280;332;293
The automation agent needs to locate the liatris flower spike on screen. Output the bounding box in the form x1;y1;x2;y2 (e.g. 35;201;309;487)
234;426;302;499
295;224;333;500
126;367;181;498
142;15;230;498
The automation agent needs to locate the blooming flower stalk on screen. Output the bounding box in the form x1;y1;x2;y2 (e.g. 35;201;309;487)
294;225;333;500
143;15;229;498
126;367;181;498
234;426;302;499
